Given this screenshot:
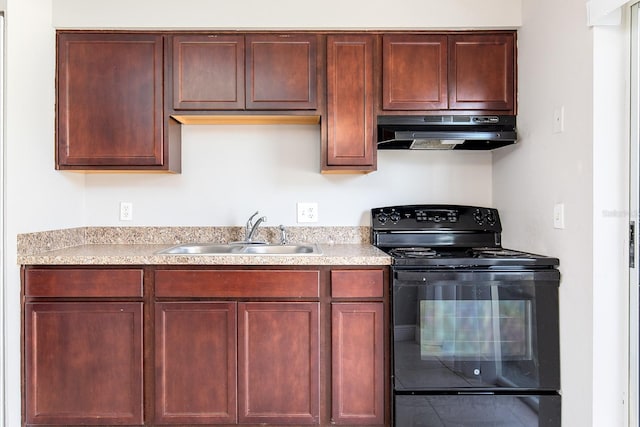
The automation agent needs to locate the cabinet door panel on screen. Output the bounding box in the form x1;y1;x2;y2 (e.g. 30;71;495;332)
25;302;143;425
172;34;245;110
332;303;384;425
448;34;515;112
57;33;163;167
155;302;237;424
382;35;448;110
246;34;318;110
238;302;320;424
325;35;375;170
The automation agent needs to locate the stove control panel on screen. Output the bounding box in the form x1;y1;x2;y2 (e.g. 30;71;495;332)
415;209;458;223
372;205;501;232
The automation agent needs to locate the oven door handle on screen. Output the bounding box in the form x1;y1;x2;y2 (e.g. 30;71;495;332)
394;269;560;283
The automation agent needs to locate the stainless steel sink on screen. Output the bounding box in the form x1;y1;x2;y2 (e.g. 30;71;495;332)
157;243;322;256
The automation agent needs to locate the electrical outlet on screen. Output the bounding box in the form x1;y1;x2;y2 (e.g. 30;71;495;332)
297;202;318;223
553;203;565;229
120;202;133;221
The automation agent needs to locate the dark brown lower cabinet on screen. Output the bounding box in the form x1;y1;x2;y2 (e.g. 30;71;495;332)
155;302;237;424
22;266;388;427
155;301;320;425
24;302;144;425
238;302;320;425
331;303;384;425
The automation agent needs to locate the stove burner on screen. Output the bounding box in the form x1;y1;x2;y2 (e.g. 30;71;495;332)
473;248;530;258
389;247;439;258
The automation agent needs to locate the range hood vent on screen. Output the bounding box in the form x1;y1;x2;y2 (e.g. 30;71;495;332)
377;115;517;150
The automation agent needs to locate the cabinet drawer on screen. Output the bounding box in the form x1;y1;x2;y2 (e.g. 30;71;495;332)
331;270;384;298
155;269;320;298
25;268;143;298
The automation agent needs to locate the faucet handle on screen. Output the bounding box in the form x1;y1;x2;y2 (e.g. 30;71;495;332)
279;225;288;245
247;211;259;224
246;211;259;230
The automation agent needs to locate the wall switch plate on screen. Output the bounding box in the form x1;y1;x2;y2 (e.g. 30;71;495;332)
553;106;565;133
553;203;565;229
120;202;133;221
297;202;318;223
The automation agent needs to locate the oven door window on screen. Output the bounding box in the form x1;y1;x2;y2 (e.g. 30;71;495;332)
393;271;559;391
420;297;531;360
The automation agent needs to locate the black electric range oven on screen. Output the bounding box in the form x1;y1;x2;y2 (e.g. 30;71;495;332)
372;205;561;427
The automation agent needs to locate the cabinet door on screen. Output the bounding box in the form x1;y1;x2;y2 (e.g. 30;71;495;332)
382;35;448;110
448;33;515;112
57;33;164;168
155;302;237;424
325;35;376;172
25;302;144;425
331;303;384;425
246;34;318;110
238;302;320;424
172;34;245;110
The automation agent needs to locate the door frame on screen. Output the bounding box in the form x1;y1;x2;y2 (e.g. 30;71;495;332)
630;3;640;426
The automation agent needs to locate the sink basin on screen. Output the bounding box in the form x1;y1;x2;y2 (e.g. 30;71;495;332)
157;243;322;256
241;244;320;255
158;244;242;255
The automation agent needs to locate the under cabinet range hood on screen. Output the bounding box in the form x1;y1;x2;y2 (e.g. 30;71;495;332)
377;115;517;150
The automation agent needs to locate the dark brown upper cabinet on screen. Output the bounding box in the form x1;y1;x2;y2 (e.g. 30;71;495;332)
246;34;318;110
171;34;245;110
323;34;377;173
171;33;319;111
382;34;448;111
382;32;516;114
56;32;178;172
448;33;515;112
55;30;516;174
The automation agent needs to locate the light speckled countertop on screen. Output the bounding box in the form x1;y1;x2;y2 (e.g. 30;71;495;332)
17;226;391;266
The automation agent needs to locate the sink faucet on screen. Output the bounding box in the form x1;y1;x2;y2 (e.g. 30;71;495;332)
245;211;267;243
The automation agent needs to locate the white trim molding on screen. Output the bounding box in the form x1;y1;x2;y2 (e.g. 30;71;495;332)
587;0;627;26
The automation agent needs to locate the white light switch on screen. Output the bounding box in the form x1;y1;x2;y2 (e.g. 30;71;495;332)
553;203;565;229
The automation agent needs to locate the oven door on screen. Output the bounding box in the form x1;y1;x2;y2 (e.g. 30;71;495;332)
392;268;560;392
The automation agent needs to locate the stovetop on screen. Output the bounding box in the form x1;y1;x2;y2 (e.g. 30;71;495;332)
371;205;559;269
382;246;559;268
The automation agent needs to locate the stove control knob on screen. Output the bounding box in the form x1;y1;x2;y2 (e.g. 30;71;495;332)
377;213;389;224
486;211;496;225
390;212;401;223
473;210;484;224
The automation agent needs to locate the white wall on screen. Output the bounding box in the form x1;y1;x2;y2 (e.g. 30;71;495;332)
52;0;522;30
84;125;493;227
494;0;629;426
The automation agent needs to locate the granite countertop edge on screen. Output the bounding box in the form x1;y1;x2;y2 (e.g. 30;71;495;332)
17;226;392;266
